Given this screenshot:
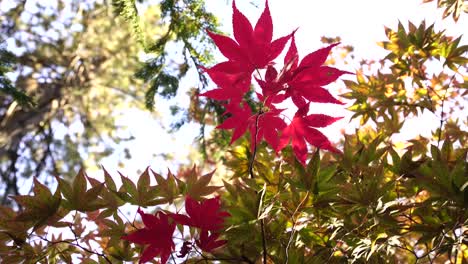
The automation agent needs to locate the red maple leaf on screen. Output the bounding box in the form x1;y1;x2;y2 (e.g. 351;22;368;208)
196;230;227;253
216;102;253;144
259;35;350;108
199;61;251;104
277;104;342;165
201;0;348;162
122;209;175;264
252;111;287;151
255;66;287;107
217;100;287;150
250;98;287;151
171;196;230;231
207;0;292;73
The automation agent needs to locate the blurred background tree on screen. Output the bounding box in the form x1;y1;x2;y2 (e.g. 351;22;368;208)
0;0;218;205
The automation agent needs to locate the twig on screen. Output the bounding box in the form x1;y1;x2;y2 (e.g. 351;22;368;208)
285;191;309;264
387;242;417;259
247;68;269;263
37;235;112;264
248;114;261;179
256;185;268;264
436;71;458;147
118;207;138;229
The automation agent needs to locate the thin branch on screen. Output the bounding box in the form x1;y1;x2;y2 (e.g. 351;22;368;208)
285;191;309;264
36;234;112;264
437;71;458;147
118;207;138;229
256;185;268;264
248;113;261;179
246;68;268;263
387;242;417;259
33;121;53;181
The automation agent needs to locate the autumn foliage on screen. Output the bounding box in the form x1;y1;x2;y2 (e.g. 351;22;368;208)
202;0;349;165
1;0;467;264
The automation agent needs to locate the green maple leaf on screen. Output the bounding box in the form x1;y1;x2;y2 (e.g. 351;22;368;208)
182;166;222;200
12;178;62;230
115;168;168;207
57;169;106;212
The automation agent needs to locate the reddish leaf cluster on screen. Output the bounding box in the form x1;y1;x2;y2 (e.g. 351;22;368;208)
122;209;175;264
171;196;230;254
123;196;229;263
202;0;350;164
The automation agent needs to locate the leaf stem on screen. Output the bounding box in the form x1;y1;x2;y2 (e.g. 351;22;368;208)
251;67;267;263
285;191;309;263
248;113;261;179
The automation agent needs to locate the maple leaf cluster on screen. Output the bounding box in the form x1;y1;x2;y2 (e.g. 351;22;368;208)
122;196;229;263
202;0;350;164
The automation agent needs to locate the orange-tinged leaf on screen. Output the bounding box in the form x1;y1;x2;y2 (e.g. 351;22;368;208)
137;167;151;192
153;170;166;186
100;168;168;207
72;169;88;205
11;195;36;209
119;173;137;198
57;170;108;212
56;176;73;202
196;170;216;188
0;206;29;245
32;178;53;202
185;169;222;199
151;169;179;203
12;179;62;230
166;170;178;203
86;175;102;187
145;197;170;206
103;167;117;191
185;165;198;186
84;183;104;204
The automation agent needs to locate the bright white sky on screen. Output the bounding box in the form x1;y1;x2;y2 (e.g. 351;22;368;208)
97;0;467;181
